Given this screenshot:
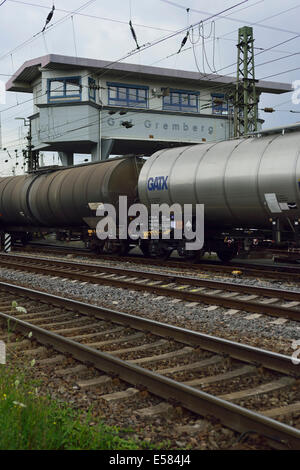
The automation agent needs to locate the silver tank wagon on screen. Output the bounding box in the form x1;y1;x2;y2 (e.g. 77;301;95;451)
138;131;300;230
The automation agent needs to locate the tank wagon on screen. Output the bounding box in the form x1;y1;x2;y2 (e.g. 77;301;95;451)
0;156;143;253
138;128;300;260
1;127;300;261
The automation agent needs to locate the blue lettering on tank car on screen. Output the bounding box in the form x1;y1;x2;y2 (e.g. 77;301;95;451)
147;176;168;191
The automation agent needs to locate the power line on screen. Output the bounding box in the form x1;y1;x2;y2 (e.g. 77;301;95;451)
7;0;176;33
260;66;300;80
216;36;299;56
256;51;300;69
1;90;222;148
0;0;247;66
1;0;298;88
152;3;300;71
0;1;251;119
0;0;293;86
159;0;300;36
0;0;248;104
0;42;289;133
0;0;98;62
1;1;297;148
2;0;274;86
2;85;235;148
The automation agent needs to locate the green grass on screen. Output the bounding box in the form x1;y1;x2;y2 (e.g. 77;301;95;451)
0;363;157;450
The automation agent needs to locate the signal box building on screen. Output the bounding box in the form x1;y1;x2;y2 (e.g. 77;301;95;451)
6;54;291;165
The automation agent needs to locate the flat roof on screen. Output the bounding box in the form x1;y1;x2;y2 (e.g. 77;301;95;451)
250;122;300;136
6;54;292;95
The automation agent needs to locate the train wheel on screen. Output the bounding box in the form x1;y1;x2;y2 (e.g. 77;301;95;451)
21;233;32;246
139;241;172;259
139;241;150;257
101;240;120;254
148;241;171;259
177;247;205;262
118;241;130;256
85;239;101;252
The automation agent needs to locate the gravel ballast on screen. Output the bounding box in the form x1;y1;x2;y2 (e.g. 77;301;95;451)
0;266;299;356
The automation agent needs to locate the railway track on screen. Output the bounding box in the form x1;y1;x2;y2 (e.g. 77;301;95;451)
0;281;299;449
1;252;300;322
14;243;300;282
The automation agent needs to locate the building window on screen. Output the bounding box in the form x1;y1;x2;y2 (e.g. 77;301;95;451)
107;82;148;108
88;77;96;101
48;77;82;103
211;94;228;115
163;89;199;113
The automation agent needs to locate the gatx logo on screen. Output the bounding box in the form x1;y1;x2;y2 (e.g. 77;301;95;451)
147;176;168;191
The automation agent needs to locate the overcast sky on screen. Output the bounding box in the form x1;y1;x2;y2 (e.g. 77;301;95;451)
0;0;300;174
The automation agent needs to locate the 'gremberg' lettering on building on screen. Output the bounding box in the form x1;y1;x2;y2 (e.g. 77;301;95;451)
106;117;215;135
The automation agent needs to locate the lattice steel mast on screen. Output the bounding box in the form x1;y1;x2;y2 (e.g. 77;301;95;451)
234;26;258;137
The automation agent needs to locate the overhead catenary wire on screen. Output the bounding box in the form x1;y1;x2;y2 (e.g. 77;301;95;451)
0;0;98;63
32;72;300;146
200;21;216;74
159;0;300;36
152;2;300;72
5;80;300;154
260;66;300;80
6;0;177;34
1;89;221;149
0;0;250;122
2;82;238;150
71;16;78;57
0;0;270;82
1;1;299;150
0;36;294;134
0;0;298;76
10;54;19;106
0;31;295;128
98;0;252;78
0;0;248;66
0;0;253;120
0;0;293;83
8;57;294;151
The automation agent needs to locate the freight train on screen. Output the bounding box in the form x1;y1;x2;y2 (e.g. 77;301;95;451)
1;126;300;262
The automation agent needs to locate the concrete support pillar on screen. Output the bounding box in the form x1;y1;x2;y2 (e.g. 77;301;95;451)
91;145;99;162
59;152;74;166
91;139;114;162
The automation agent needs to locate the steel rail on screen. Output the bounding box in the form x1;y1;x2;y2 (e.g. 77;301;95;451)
0;280;298;376
3;252;300;301
1;254;300;322
0;307;299;450
14;244;300;281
